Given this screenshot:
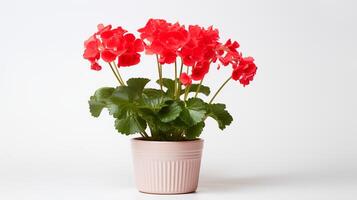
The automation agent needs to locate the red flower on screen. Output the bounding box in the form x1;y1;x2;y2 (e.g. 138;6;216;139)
99;26;128;61
97;24;112;35
179;72;192;86
118;53;141;66
224;39;240;52
217;39;241;67
101;50;117;62
138;19;189;64
83;35;102;70
158;49;177;64
83;24;144;70
179;25;220;67
232;57;257;86
191;61;210;81
90;62;102;71
138;19;168;43
118;33;144;67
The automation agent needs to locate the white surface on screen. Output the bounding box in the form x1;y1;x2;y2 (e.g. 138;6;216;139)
0;0;357;199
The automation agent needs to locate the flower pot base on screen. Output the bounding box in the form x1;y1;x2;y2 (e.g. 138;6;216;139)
138;190;197;195
131;139;204;194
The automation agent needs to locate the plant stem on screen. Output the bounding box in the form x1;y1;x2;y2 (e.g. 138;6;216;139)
209;77;232;104
183;66;191;101
139;132;145;138
156;55;163;91
194;79;204;98
108;62;124;86
176;61;184;99
142;131;149;138
184;85;190;101
179;60;184;76
174;60;178;98
113;62;125;86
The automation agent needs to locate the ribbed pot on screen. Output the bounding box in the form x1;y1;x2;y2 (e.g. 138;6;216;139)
131;138;204;194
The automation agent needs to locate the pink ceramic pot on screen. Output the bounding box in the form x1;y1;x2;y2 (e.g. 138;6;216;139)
131;138;204;194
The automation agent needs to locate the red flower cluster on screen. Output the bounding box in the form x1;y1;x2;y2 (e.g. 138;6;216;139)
83;24;144;70
83;19;257;87
217;39;241;67
137;19;256;86
179;25;221;82
231;57;257;86
138;19;189;65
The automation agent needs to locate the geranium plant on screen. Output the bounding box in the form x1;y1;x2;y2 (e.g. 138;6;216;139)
83;19;257;141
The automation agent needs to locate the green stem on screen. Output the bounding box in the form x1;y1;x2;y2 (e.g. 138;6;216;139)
194;79;204;98
108;63;124;86
142;131;149;138
179;60;184;76
184;85;191;101
113;62;125;86
139;132;145;138
134;117;149;138
174;60;178;99
176;61;184;99
156;55;163;91
209;77;232;104
183;66;191;101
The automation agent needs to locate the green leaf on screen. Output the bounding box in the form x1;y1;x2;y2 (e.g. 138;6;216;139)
156;78;175;97
143;88;165;97
88;87;115;117
115;114;147;135
107;104;121;118
137;108;172;134
126;78;150;94
180;84;210;96
140;89;170;112
94;87;115;99
185;122;205;139
158;101;183;123
110;86;133;103
170;117;188;129
89;96;106;117
180;98;207;126
110;78;150;104
108;84;151;133
207;103;233;130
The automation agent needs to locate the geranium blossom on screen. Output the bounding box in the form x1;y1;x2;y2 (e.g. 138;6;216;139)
118;34;144;66
138;19;189;65
177;25;221;80
83;35;102;70
231;57;257;86
179;25;220;66
217;39;242;67
83;24;144;70
179;72;192;86
191;61;210;81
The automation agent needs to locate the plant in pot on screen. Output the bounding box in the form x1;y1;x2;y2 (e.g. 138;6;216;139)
83;19;257;194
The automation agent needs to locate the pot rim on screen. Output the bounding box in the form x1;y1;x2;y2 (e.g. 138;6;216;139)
132;137;204;144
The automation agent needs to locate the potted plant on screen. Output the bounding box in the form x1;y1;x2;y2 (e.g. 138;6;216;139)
83;19;257;194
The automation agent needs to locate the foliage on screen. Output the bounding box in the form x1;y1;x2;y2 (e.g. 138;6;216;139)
89;78;233;141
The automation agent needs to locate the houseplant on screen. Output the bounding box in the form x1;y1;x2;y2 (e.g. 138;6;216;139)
83;19;257;194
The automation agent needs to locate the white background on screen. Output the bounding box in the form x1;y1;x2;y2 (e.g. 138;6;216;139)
0;0;356;199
